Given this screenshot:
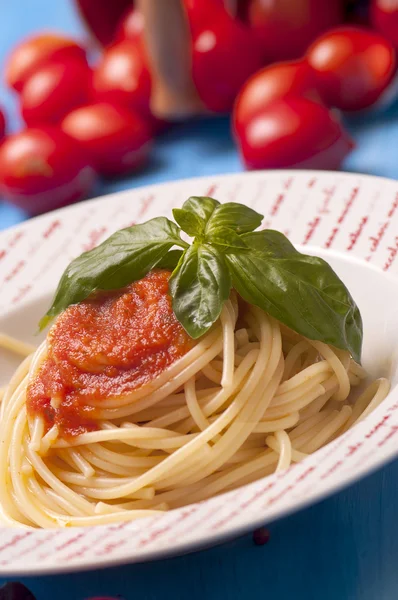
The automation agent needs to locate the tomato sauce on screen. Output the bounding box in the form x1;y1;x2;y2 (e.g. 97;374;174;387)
27;270;192;438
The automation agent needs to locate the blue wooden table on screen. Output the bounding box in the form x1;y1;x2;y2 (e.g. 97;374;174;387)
1;2;398;599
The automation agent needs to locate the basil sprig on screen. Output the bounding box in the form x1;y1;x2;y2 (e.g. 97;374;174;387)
40;196;363;362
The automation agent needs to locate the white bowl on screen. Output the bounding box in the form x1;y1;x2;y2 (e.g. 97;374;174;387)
0;170;397;576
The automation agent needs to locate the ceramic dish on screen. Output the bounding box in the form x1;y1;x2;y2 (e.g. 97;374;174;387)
0;170;397;575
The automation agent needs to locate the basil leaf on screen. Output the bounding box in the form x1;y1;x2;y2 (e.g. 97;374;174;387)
243;229;298;257
226;230;363;362
155;249;184;270
39;217;186;329
206;226;248;250
172;208;205;237
182;196;220;224
169;243;231;339
206;202;263;234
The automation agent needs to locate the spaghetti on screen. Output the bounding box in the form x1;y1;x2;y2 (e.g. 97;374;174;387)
0;271;390;529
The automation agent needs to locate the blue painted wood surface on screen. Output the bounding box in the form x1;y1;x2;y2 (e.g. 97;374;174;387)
1;2;398;598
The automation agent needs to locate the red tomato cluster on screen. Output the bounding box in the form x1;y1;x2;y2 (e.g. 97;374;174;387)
234;22;395;168
0;30;154;215
0;0;396;216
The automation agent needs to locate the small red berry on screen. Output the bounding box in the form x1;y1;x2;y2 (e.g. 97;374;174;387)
252;527;270;546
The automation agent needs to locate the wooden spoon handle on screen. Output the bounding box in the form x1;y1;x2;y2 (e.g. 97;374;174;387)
136;0;204;120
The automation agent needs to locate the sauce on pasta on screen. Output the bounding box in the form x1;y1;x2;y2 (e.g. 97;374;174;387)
27;270;192;437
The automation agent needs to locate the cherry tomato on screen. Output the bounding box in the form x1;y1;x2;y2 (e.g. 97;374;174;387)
20;57;92;126
0;127;96;215
307;26;395;111
73;0;131;46
5;34;87;92
91;40;167;134
116;6;145;41
0;108;6;140
61;102;152;177
371;0;398;48
0;582;36;599
236;96;354;170
92;40;151;119
242;0;344;61
192;8;264;113
233;59;321;137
